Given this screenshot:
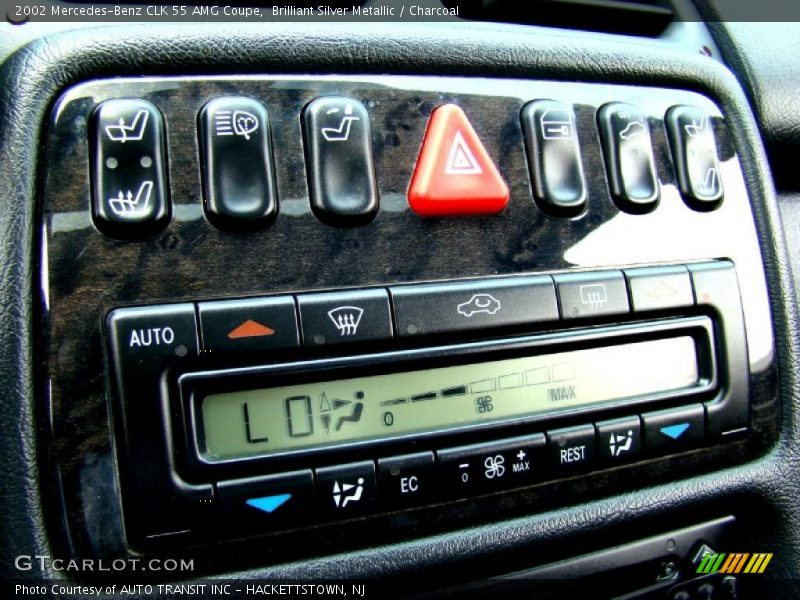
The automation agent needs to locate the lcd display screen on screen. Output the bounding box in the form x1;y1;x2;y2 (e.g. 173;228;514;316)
200;336;699;460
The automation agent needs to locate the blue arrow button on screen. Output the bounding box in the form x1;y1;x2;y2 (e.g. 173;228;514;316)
660;423;690;440
246;493;292;514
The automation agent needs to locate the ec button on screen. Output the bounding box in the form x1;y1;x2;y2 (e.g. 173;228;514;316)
378;452;435;508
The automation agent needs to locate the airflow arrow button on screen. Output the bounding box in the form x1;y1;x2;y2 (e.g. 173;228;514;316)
660;423;690;440
198;297;299;355
227;319;275;339
643;405;705;454
246;493;292;514
217;470;313;530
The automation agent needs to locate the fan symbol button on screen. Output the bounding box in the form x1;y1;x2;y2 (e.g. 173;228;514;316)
484;455;505;479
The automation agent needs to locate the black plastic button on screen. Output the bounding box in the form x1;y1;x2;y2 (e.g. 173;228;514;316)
107;303;199;370
198;296;299;356
665;106;723;209
315;461;376;517
688;262;749;436
625;265;694;312
91;99;169;238
521;100;587;217
595;416;642;463
391;276;558;338
199;97;278;230
553;270;630;319
597;103;659;213
378;452;435;508
303;97;378;226
217;470;313;531
106;304;212;539
642;404;705;454
437;434;546;497
297;289;392;347
547;424;596;471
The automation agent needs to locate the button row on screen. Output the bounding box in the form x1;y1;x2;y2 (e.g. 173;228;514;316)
199;264;694;357
218;403;706;533
108;264;696;367
91;96;723;238
107;263;698;380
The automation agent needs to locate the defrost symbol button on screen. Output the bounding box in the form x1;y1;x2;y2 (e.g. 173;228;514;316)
297;289;393;347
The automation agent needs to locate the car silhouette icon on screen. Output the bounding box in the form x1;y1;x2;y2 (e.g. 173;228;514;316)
457;294;502;317
619;120;646;140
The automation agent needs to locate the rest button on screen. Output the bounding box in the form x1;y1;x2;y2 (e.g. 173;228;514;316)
547;424;596;472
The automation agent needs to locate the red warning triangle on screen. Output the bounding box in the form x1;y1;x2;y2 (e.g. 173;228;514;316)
227;319;275;339
408;104;509;217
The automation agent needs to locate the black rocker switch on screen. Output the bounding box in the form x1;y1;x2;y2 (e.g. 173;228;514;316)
302;97;379;226
199;97;278;230
521;100;587;217
598;103;659;213
91;99;170;238
665;105;723;210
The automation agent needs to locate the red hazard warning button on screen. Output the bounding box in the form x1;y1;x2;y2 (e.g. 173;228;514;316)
408;104;510;217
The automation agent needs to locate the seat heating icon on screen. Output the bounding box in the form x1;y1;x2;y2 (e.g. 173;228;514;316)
108;180;153;217
105;109;149;143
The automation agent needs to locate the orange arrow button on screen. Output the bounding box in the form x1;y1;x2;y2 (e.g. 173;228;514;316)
408;104;510;217
227;319;275;339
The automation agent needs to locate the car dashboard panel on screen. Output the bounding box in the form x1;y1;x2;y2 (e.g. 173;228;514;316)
41;75;776;576
0;12;796;599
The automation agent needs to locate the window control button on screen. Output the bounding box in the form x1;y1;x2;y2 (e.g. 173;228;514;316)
598;103;659;213
521;100;587;217
303;97;378;226
665;106;723;210
199;97;278;230
91;99;170;238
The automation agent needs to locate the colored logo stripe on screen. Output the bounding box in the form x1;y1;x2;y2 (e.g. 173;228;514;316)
696;552;773;574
